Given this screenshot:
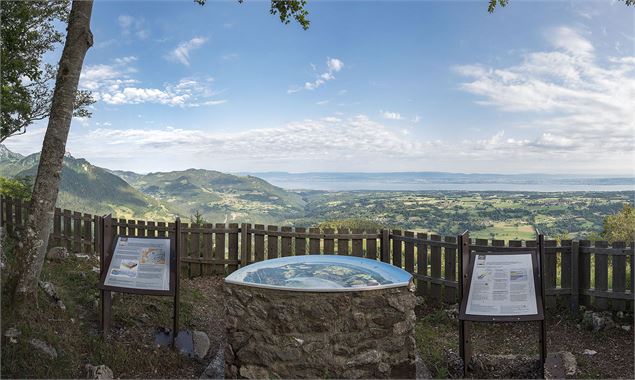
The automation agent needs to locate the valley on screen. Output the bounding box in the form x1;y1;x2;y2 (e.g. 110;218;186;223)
1;146;632;239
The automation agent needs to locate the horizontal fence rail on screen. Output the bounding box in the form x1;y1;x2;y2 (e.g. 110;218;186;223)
1;196;632;312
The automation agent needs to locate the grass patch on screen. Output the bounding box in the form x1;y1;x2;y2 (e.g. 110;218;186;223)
1;238;209;379
415;306;458;378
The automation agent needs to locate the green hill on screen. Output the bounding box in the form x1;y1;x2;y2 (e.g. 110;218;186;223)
0;145;306;224
0;146;172;220
114;168;306;224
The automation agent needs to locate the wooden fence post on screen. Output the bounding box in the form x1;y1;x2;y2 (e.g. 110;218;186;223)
570;241;580;314
100;214;113;336
595;241;609;310
240;223;249;267
611;241;627;312
381;229;390;263
458;231;472;375
430;234;442;302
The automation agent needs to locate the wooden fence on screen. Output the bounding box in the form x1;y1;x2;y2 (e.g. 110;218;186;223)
1;196;633;312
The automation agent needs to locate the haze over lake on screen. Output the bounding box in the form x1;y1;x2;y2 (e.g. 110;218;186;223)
247;172;635;192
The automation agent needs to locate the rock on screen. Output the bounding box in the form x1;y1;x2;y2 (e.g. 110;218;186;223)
85;364;114;379
75;254;90;259
239;365;270;379
346;349;382;366
92;267;100;273
201;345;225;379
444;305;459;320
621;325;631;332
592;312;615;331
4;327;21;339
192;330;210;360
415;296;425;306
581;311;615;332
393;320;410;335
47;246;69;260
545;351;577;379
616;311;624;319
38;281;66;310
582;349;597;356
30;338;57;359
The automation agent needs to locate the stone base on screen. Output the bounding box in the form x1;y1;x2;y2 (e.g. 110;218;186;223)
225;283;417;379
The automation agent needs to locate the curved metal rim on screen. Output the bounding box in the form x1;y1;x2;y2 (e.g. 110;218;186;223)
224;278;411;292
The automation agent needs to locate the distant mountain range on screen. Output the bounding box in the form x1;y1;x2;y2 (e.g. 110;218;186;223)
0;145;304;223
0;145;170;219
1;145;632;225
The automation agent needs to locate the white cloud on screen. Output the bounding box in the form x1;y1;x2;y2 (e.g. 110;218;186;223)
327;58;344;72
167;37;208;66
380;110;403;120
118;15;133;30
289;57;345;93
79;58;226;107
4;112;633;174
118;15;149;39
79;115;429;164
455;25;635;158
548;26;594;58
412;115;422;123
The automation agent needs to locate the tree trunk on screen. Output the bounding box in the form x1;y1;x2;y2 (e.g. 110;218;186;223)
14;0;93;299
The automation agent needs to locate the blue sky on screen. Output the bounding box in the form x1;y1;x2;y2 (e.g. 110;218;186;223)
6;0;635;175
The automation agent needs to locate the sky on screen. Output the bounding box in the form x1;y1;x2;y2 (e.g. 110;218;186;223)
4;0;635;175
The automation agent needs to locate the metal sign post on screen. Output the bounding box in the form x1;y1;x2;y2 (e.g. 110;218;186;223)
458;231;546;377
99;217;181;347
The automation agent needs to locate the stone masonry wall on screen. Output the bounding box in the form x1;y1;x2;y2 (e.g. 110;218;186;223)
224;283;417;379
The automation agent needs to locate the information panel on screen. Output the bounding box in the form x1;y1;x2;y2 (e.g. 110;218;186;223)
103;237;171;291
464;253;537;317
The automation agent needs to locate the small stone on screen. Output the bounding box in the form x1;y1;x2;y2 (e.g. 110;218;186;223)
582;349;597;356
92;267;100;273
192;330;210;360
38;281;66;310
393;320;410;335
30;338;57;359
621;325;631;332
592;312;615;331
201;345;224;379
4;327;21;339
75;254;90;259
415;296;425;306
85;364;114;379
293;337;304;345
239;365;270;379
47;247;69;260
616;311;624;319
346;349;382;366
545;351;577;378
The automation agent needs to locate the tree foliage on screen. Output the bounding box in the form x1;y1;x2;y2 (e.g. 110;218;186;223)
0;0;94;142
194;0;310;30
190;209;206;226
602;204;635;243
0;176;32;200
318;218;385;231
